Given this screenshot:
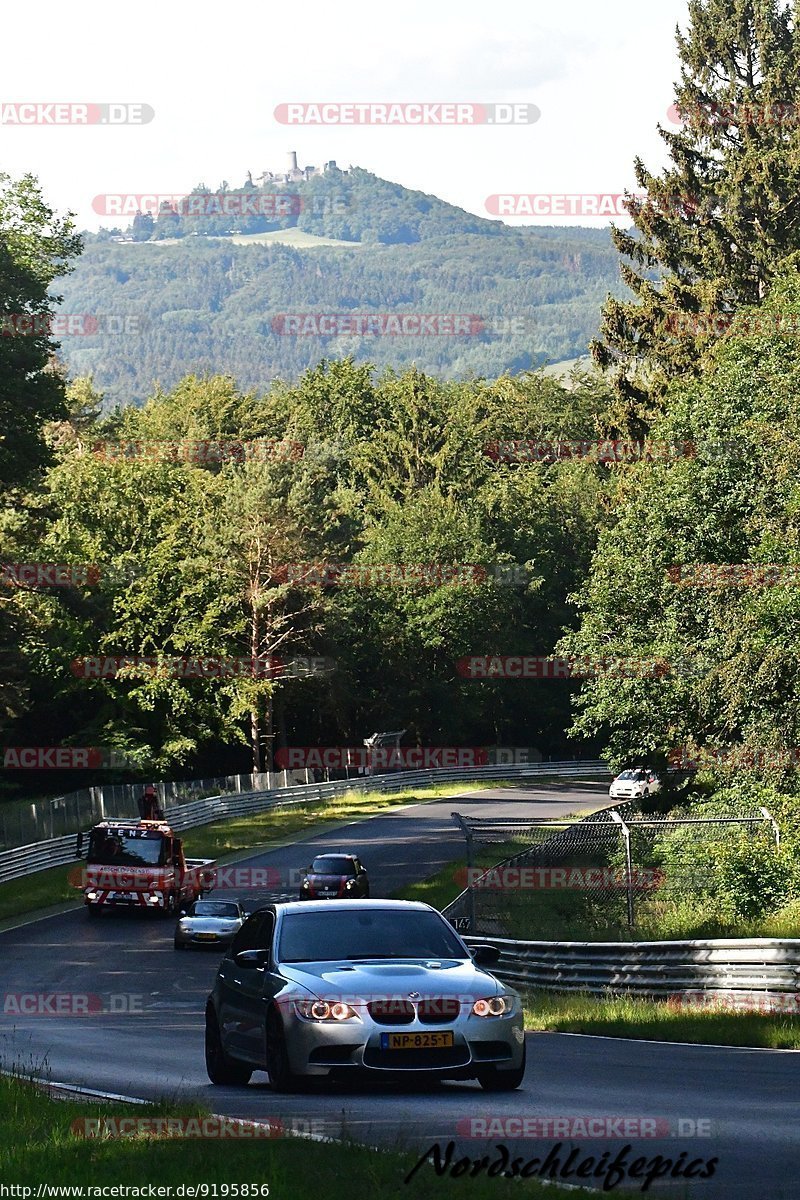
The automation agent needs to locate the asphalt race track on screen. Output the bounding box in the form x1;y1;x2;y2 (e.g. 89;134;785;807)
1;784;797;1198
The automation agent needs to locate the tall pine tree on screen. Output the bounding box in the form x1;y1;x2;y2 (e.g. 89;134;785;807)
593;0;800;433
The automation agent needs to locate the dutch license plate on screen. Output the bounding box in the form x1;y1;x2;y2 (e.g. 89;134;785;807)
380;1031;454;1050
195;933;218;940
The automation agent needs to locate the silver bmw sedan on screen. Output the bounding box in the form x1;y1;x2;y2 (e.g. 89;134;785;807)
205;899;526;1092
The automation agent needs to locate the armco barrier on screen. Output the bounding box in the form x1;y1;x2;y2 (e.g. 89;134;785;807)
464;935;800;1009
0;761;608;885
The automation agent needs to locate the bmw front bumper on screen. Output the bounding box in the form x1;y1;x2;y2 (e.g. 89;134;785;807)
279;1003;525;1078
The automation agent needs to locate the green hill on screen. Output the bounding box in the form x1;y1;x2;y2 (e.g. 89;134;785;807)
58;168;628;405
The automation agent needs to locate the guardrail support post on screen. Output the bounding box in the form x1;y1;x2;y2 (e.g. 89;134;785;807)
611;811;634;929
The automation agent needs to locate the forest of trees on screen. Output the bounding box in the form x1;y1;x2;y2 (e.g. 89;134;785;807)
60;212;623;407
0;361;613;793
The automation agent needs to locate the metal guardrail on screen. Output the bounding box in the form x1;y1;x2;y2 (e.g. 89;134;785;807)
0;760;608;885
0;834;86;887
464;935;800;1010
0;771;288;850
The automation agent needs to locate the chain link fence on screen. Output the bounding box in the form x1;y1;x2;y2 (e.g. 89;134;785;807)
608;806;782;936
447;802;780;939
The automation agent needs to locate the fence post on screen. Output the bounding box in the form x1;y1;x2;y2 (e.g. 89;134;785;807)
760;806;781;848
610;810;635;929
452;812;476;934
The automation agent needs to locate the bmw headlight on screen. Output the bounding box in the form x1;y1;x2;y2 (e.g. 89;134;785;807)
294;999;361;1022
344;878;357;890
301;880;310;889
471;996;514;1018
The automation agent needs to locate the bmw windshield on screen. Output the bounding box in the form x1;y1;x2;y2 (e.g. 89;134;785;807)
278;908;465;963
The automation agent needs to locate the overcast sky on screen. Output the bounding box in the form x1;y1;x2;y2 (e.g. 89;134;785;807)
0;0;691;231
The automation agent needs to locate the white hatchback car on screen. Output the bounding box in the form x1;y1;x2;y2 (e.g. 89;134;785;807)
609;767;660;800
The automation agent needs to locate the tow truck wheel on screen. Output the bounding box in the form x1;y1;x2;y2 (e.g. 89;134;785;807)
205;1005;252;1086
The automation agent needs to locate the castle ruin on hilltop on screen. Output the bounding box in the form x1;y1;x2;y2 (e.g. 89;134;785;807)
252;151;347;187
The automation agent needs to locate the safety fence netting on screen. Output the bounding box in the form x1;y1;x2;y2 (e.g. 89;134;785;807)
448;803;780;939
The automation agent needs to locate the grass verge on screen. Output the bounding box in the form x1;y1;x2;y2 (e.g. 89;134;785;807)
0;1072;596;1197
524;990;800;1049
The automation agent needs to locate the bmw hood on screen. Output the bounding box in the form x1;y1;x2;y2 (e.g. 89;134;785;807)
277;958;505;1000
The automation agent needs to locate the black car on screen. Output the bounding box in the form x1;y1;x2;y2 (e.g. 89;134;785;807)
299;853;369;900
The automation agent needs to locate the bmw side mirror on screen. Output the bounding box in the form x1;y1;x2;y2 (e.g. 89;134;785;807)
470;943;501;966
234;949;270;969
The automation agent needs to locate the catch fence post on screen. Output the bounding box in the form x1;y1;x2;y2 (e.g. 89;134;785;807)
610;810;635;929
760;806;780;848
452;812;476;934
